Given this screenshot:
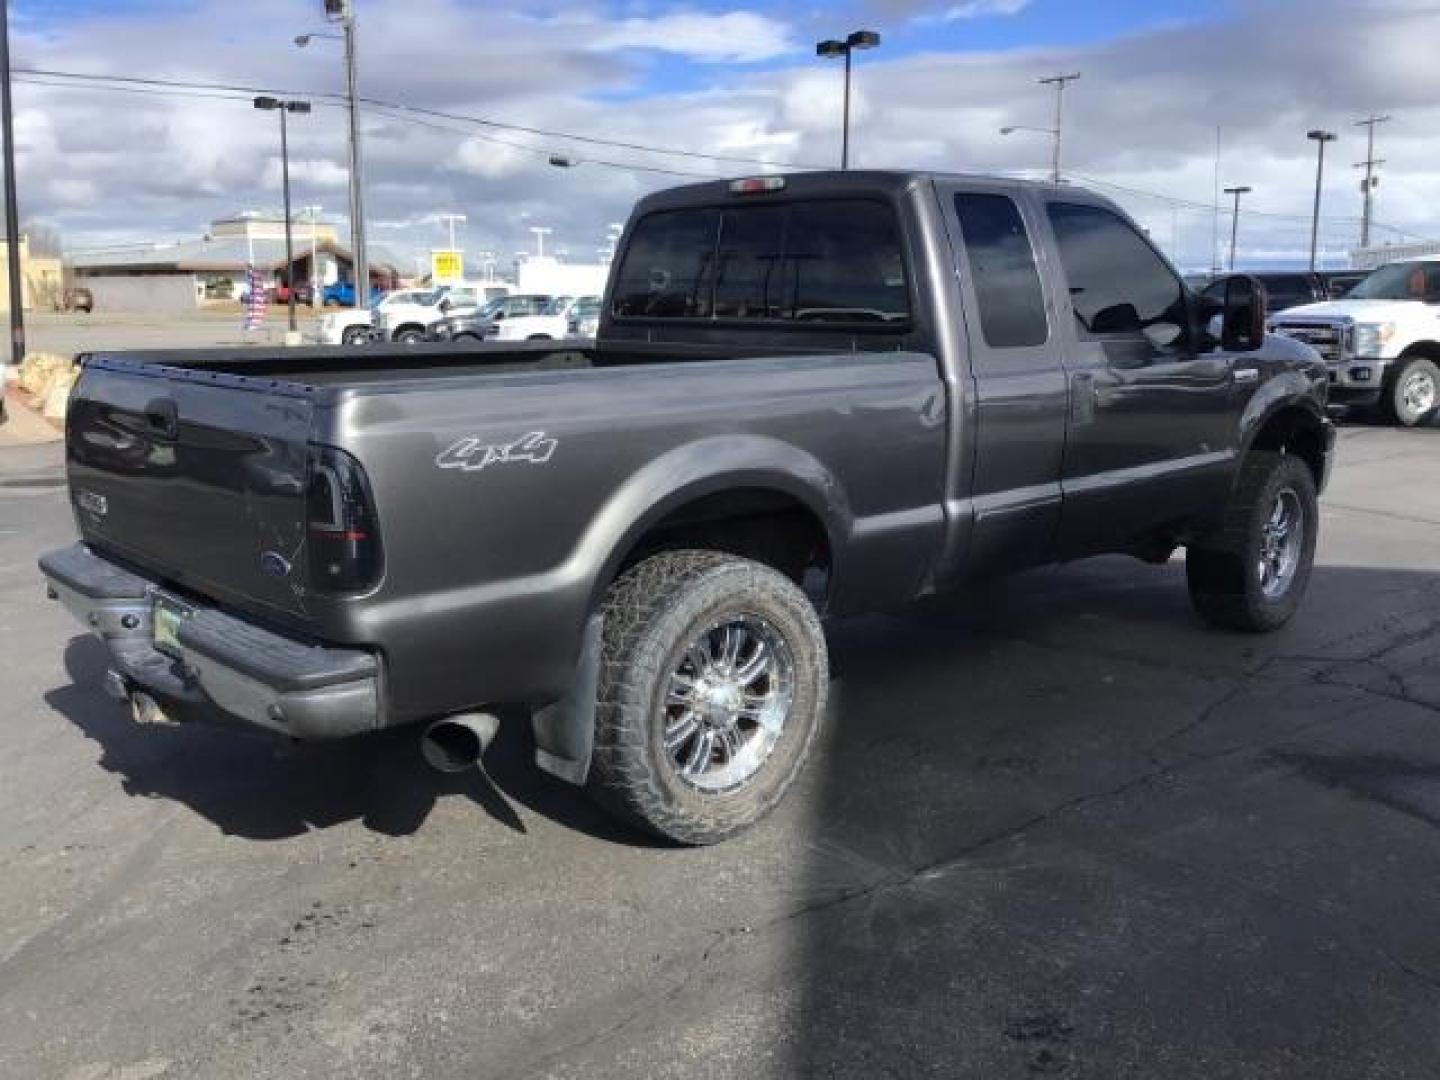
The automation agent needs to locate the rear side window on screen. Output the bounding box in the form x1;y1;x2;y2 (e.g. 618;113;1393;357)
953;193;1048;348
611;201;909;324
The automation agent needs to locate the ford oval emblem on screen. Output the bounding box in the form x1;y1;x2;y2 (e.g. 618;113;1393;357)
260;551;292;578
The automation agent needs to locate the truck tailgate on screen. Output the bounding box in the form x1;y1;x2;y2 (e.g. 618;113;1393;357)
66;362;316;621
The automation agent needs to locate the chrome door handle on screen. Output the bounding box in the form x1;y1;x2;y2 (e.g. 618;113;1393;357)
1233;368;1259;384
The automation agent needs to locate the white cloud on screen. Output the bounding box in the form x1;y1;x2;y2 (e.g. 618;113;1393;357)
589;12;796;63
928;0;1030;22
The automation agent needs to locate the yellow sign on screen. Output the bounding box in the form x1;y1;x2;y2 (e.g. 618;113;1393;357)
431;249;463;284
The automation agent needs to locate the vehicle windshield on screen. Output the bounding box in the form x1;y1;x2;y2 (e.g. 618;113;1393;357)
1349;262;1440;302
476;297;506;319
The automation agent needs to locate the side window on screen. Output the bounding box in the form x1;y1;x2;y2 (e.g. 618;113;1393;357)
1046;202;1190;360
611;209;719;318
953;192;1048;348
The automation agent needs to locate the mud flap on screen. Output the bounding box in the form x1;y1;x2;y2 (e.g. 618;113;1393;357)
531;614;602;785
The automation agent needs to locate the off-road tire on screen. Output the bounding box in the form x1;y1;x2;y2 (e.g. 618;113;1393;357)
1186;451;1318;632
1383;356;1440;428
588;550;828;845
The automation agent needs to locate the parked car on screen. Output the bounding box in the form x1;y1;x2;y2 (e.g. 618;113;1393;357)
484;296;593;341
316;287;439;346
1200;271;1332;314
1269;257;1440;426
41;170;1333;844
567;295;602;338
273;282;315;306
426;293;553;342
1318;270;1368;299
322;280;383;307
375;287;487;344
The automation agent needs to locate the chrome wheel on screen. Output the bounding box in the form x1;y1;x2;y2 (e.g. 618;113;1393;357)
1401;369;1437;416
1258;487;1304;601
661;614;795;793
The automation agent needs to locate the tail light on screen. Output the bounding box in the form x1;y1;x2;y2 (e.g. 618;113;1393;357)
306;445;383;594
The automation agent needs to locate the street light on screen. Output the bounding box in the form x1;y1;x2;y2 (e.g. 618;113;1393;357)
1307;129;1338;272
296;0;367;311
999;123;1059;180
254;95;311;337
1222;185;1251;272
1;0;24;368
815;29;880;170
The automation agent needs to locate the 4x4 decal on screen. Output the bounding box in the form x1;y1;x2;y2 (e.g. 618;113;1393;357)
436;431;558;472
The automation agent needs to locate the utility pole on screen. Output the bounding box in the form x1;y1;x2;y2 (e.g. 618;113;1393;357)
1037;72;1081;185
1;0;24;369
1223;185;1251;272
1354;114;1390;251
317;0;368;309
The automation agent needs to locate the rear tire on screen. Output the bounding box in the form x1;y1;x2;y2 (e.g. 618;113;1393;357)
1186;451;1318;632
341;326;370;346
588;550;828;845
1383;356;1440;427
395;327;425;345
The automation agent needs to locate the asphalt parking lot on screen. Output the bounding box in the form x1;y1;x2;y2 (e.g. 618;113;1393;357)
1;421;1438;1079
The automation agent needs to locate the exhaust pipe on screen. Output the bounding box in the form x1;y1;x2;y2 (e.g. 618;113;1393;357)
420;712;500;773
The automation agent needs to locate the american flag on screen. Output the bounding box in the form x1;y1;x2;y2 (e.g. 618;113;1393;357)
243;265;268;331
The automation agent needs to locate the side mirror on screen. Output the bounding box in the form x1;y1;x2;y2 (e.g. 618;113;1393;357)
493;311;506;320
439;298;452;313
1220;275;1267;352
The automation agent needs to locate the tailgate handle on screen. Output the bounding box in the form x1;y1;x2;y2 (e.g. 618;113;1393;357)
143;398;179;441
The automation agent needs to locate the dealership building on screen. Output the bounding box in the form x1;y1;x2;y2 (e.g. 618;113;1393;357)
69;213;398;313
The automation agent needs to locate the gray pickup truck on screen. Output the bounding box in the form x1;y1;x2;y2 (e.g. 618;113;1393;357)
41;171;1334;843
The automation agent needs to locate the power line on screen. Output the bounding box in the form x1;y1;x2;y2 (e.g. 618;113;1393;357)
14;65;807;171
16;65;1439;243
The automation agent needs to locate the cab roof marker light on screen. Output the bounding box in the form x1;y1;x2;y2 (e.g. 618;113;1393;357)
729;177;786;195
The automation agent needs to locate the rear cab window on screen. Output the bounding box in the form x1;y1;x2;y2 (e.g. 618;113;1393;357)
611;200;910;326
952;192;1049;349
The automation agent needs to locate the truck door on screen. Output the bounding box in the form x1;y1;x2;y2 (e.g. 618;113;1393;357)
1039;198;1235;558
938;183;1069;576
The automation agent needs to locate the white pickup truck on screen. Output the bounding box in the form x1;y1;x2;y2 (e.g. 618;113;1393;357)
1269;258;1440;427
316;284;497;346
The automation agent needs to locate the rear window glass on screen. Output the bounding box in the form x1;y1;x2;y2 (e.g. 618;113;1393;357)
953;192;1048;348
611;200;909;324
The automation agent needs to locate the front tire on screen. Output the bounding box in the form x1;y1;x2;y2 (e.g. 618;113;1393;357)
1384;356;1440;427
395;327;425;345
341;326;371;346
1186;451;1318;632
588;550;828;845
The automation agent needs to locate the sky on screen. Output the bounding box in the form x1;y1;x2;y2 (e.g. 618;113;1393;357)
10;0;1440;274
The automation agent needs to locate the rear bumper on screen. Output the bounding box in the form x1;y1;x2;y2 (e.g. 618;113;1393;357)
39;543;384;739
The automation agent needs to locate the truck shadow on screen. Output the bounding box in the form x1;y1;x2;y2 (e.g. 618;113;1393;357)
45;635;636;843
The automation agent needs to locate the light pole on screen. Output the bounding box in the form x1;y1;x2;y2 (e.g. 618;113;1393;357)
1038;72;1081;184
815;30;881;170
438;212;466;251
1;0;24;368
297;0;367;311
529;226;552;259
1307;129;1337;272
254;95;311;336
1223;185;1251;272
1353;114;1390;250
304;204;322;306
